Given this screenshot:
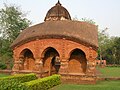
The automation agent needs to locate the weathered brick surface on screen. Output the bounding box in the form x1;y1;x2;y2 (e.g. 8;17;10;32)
12;39;97;83
13;39;97;59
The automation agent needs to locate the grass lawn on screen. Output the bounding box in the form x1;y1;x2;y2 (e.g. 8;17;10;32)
97;67;120;77
50;81;120;90
0;73;9;77
51;67;120;90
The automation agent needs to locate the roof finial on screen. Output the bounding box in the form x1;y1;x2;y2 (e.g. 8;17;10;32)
56;0;61;6
58;0;60;3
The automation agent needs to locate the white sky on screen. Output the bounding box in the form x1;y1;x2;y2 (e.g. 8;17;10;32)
0;0;120;37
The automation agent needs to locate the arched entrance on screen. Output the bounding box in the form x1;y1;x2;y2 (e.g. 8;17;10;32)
20;49;35;71
42;47;60;76
68;49;87;74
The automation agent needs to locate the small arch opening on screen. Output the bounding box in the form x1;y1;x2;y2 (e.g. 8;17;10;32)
68;49;87;74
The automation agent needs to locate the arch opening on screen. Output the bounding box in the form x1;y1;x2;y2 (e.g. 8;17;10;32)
19;49;35;71
68;49;87;74
42;47;60;76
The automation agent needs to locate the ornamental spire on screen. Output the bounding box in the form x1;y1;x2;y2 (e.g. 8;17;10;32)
56;0;61;6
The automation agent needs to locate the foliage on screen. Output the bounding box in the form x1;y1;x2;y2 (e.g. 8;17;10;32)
0;74;60;90
21;74;61;90
50;81;120;90
112;37;120;64
98;29;120;65
0;62;7;69
0;73;37;90
0;4;31;67
98;28;109;60
0;4;31;42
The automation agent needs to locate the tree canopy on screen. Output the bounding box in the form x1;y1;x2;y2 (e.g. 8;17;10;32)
0;4;31;69
0;4;31;42
98;29;120;65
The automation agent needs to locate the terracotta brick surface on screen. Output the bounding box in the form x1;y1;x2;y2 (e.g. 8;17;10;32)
12;39;97;83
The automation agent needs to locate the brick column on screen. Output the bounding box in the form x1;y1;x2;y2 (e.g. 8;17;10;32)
35;58;43;71
86;58;96;76
12;60;21;74
59;58;69;74
35;58;43;77
86;47;96;76
19;57;24;70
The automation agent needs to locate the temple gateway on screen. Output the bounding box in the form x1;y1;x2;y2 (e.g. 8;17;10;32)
11;1;98;84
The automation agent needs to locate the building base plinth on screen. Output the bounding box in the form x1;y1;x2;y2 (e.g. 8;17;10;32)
60;73;96;84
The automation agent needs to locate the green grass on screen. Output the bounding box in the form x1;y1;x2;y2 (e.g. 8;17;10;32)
0;73;9;77
51;67;120;90
98;67;120;77
50;81;120;90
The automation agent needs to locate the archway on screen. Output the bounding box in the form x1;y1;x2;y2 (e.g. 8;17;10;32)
20;49;35;71
43;47;60;76
68;49;87;74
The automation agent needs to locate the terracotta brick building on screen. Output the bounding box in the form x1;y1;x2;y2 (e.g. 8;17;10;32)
11;1;98;83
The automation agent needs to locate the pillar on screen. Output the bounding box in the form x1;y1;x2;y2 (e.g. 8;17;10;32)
35;57;43;77
86;47;96;76
19;57;24;70
12;60;21;74
59;58;69;74
86;58;96;76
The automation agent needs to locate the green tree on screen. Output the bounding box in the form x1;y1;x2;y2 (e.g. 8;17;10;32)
0;4;31;42
100;37;115;64
98;28;109;60
98;29;120;65
0;4;31;69
111;37;120;65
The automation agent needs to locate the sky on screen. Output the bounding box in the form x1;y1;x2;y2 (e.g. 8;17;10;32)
0;0;120;37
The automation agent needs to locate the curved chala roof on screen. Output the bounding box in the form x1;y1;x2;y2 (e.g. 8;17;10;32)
11;1;98;50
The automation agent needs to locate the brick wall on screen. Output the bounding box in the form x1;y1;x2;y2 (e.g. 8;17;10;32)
12;39;97;82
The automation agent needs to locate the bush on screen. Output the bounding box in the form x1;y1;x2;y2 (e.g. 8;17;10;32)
0;73;37;90
0;62;7;70
22;74;61;90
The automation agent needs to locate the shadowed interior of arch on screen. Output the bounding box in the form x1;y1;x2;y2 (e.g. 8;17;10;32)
20;49;35;71
43;47;60;76
68;49;87;74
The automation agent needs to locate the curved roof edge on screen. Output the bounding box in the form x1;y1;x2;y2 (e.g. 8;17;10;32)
11;35;98;51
